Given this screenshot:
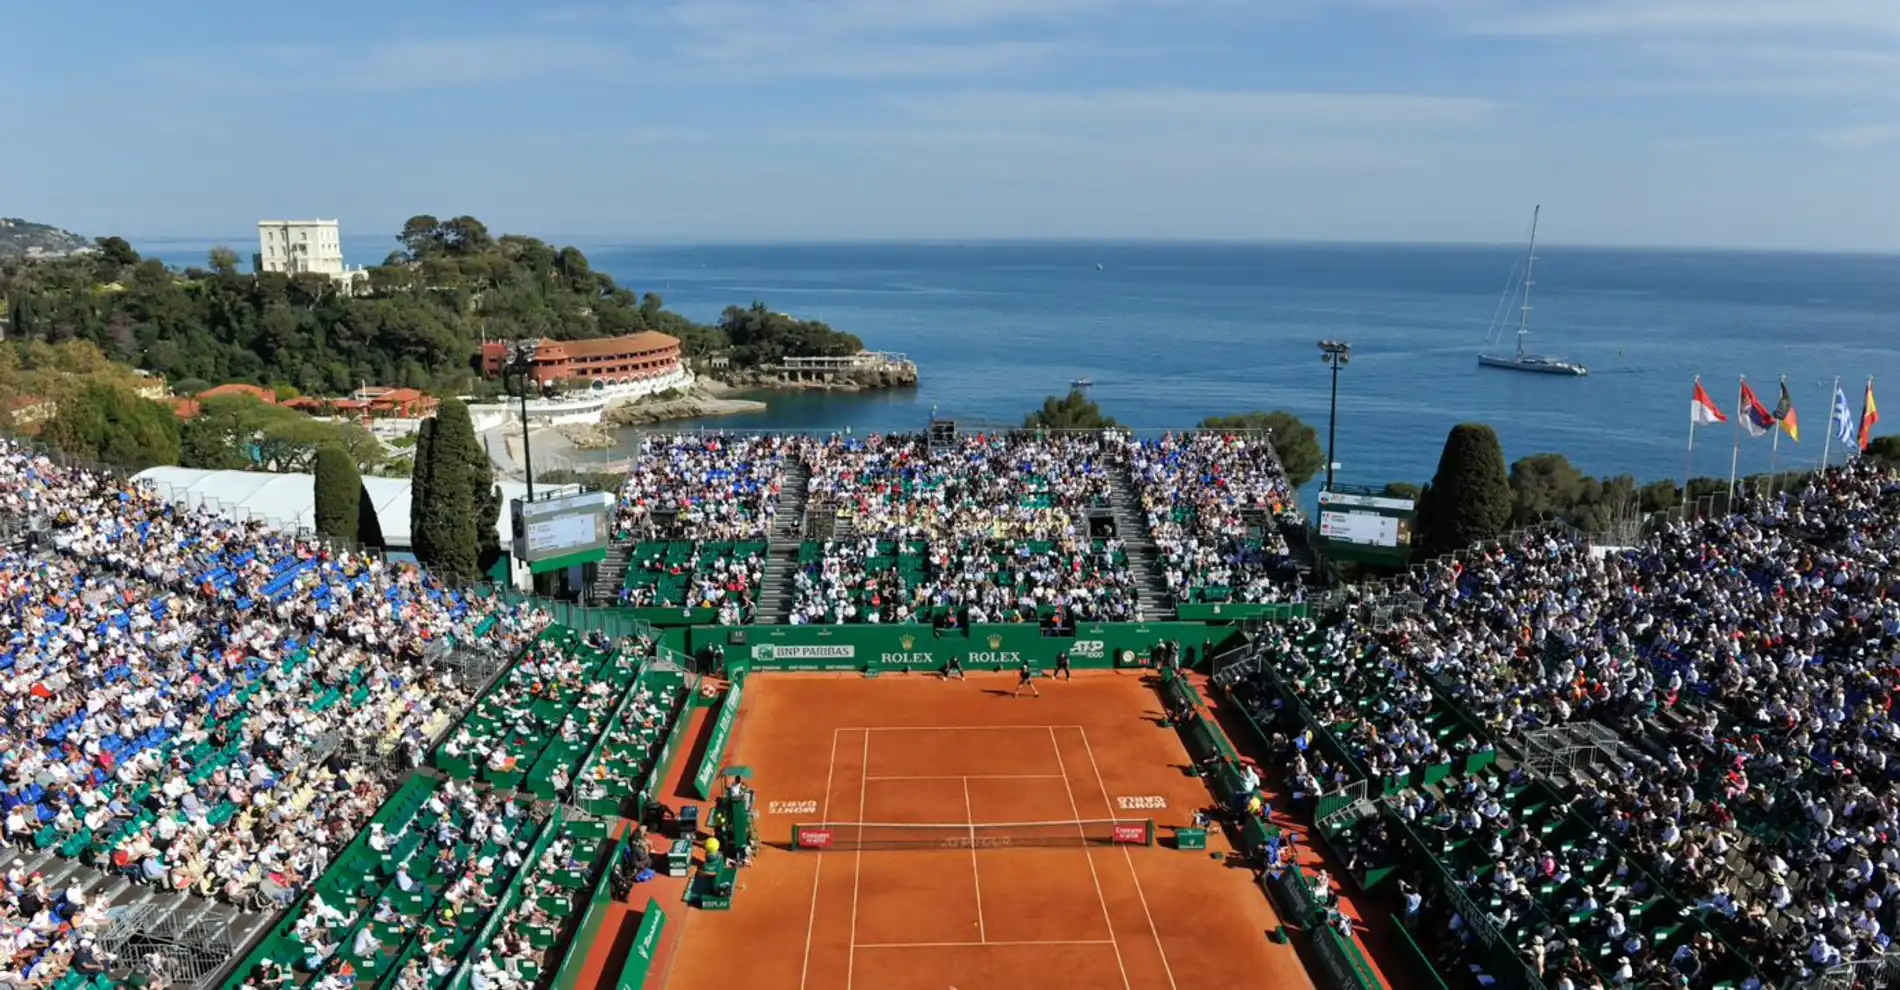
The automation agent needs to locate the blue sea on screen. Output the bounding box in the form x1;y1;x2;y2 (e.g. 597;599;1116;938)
143;237;1900;491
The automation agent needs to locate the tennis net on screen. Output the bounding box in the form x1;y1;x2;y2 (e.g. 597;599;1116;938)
790;818;1154;851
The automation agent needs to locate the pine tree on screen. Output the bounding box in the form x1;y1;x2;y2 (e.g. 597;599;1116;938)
312;446;361;542
1421;423;1512;557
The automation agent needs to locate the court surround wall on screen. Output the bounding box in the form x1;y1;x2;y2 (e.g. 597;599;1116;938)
706;621;1245;675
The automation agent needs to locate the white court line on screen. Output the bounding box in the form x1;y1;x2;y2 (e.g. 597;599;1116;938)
857;940;1119;949
962;776;987;942
797;728;842;990
1048;727;1132;990
845;724;1086;732
845;729;870;990
865;774;1065;781
1077;727;1179;990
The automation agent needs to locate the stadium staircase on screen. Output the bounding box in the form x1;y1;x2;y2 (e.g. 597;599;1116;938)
755;459;813;623
1108;471;1174;620
1281;524;1323;585
589;541;634;603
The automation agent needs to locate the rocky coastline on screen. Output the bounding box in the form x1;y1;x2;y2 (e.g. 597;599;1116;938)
713;364;920;392
513;358;919;459
599;384;767;428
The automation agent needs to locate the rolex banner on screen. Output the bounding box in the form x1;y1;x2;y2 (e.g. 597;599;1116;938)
722;622;1234;675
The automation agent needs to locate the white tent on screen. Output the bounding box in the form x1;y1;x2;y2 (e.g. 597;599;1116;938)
131;467;568;575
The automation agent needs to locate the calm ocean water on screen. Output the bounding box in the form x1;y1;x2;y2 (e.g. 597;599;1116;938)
144;238;1900;491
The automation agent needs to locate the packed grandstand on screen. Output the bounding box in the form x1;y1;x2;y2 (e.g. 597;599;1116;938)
1223;457;1900;990
609;430;1308;626
0;428;1894;989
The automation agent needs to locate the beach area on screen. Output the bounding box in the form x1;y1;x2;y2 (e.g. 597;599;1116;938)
479;379;768;477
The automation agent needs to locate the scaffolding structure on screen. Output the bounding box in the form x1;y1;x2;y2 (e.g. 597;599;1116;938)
1514;722;1630;782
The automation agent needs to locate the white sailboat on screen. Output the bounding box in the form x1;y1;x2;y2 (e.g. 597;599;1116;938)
1478;205;1587;377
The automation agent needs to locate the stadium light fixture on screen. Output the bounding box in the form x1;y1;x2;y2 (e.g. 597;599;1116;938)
1318;341;1352;489
505;340;540;501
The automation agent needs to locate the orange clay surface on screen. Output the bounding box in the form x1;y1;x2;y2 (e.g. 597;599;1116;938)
662;669;1315;990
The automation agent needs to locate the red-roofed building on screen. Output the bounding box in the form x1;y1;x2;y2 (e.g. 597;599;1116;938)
197;383;279;404
287;386;440;421
479;332;681;388
2;396;57;426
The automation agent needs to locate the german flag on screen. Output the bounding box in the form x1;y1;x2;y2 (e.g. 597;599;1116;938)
1773;378;1799;443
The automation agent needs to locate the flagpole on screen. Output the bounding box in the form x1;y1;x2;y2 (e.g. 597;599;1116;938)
1685;376;1699;494
1770;375;1792;494
1821;375;1839;470
1766;427;1778;496
1728;375;1743;502
1862;377;1876;459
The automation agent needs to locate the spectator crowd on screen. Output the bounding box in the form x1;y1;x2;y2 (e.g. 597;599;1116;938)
1130;432;1305;607
1226;458;1900;989
793;433;1129;625
610;431;1310;625
613;435;792;542
0;440;549;987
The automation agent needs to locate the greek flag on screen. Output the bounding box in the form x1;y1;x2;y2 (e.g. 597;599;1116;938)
1833;387;1856;444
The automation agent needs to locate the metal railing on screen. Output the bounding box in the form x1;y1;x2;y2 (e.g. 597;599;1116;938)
1807;953;1900;990
99;899;240;988
1513;722;1630;782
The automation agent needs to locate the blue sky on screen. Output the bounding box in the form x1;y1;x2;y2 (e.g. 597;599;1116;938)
4;1;1897;249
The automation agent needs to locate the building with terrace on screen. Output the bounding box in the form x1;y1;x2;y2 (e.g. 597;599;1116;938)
479;332;682;389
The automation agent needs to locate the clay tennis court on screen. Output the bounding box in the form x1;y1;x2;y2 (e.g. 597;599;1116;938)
660;670;1312;990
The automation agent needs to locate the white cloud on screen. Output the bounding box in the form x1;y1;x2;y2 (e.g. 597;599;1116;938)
894;88;1498;128
146;36;635;92
1816;123;1900;150
1373;0;1900;100
336;37;633;90
803;88;1504;178
537;0;1247;80
1628;42;1900;99
1381;0;1900;38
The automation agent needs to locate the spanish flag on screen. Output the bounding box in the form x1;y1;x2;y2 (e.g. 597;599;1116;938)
1860;379;1881;451
1774;379;1799;443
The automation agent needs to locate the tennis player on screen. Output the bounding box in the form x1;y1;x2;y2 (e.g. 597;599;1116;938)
1013;659;1040;697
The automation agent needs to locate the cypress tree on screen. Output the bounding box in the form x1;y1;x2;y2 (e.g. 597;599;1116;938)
1421;423;1512;557
356;484;387;550
437;397;502;573
312;446;361;542
410;401;480;580
409;417;441;569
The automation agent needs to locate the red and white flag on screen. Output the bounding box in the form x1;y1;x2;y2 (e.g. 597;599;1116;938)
1691;378;1727;426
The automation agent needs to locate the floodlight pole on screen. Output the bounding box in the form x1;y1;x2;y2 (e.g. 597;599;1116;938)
1319;340;1352;490
510;341;538;502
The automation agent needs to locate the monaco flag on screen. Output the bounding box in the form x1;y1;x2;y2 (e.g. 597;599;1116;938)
1691;378;1727;426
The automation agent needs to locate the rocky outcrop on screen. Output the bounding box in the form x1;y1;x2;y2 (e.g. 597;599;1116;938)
554;423;619;450
715;364;919;392
600;386;768;427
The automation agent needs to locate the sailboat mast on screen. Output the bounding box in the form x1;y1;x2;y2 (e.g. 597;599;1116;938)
1518;204;1539;360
